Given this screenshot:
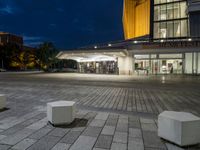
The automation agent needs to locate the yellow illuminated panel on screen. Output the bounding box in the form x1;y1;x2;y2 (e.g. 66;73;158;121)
123;0;150;39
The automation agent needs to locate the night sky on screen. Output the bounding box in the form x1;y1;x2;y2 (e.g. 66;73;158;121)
0;0;124;50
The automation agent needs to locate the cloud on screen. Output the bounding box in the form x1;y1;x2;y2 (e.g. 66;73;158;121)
0;0;22;15
23;36;44;47
23;36;42;41
0;5;13;14
25;41;43;47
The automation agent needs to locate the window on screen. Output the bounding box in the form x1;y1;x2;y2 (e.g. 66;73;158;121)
167;4;174;20
154;23;160;38
167;21;174;37
153;0;189;39
155;0;160;5
161;5;167;20
174;20;181;37
173;3;180;19
154;6;160;21
180;2;187;18
181;20;188;37
160;22;167;38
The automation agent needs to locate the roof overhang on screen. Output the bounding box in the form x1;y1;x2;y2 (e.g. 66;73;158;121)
56;49;128;62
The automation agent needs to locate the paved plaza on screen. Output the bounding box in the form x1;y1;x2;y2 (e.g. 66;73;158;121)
0;72;200;150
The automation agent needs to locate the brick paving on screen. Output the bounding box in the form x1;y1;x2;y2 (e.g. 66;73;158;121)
0;72;199;150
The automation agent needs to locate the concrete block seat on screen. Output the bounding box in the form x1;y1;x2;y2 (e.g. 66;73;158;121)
158;111;200;147
0;94;6;109
47;101;76;125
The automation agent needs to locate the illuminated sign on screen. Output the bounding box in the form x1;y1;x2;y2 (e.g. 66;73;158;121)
142;41;200;49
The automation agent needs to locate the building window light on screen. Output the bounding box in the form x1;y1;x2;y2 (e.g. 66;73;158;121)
133;41;138;44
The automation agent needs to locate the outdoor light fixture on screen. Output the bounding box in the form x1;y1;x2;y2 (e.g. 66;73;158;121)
133;41;138;44
188;38;192;41
108;44;112;47
160;40;164;42
94;46;97;49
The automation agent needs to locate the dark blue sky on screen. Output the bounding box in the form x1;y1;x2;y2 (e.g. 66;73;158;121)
0;0;124;49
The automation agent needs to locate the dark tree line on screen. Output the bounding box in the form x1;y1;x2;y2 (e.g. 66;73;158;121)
0;42;59;71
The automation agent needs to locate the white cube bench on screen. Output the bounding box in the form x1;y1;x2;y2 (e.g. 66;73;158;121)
47;101;76;125
158;111;200;146
0;94;6;109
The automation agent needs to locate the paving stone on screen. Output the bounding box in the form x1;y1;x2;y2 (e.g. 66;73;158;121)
140;118;155;124
29;127;52;139
105;118;118;126
27;135;61;150
145;148;164;150
60;131;81;144
19;113;46;127
26;118;47;130
51;143;71;150
108;114;118;120
141;123;157;132
0;128;35;145
142;131;167;150
165;143;184;150
48;128;70;137
0;124;25;135
0;135;6;140
76;110;89;116
111;142;127;150
69;135;97;150
71;127;85;132
129;121;141;128
101;126;115;135
93;148;107;150
95;135;113;149
82;126;102;137
113;132;128;144
116;122;128;132
11;138;36;150
118;118;128;124
129;116;140;122
129;128;142;138
95;113;109;120
119;115;128;120
0;144;10;150
84;112;98;121
89;119;105;127
128;137;144;150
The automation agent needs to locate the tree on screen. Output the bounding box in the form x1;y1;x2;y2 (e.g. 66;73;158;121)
10;50;36;70
36;42;58;71
0;43;22;69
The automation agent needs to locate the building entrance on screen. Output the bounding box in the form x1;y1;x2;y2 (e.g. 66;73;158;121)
78;61;118;74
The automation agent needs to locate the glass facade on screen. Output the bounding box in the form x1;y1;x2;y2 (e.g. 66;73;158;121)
134;54;183;75
78;61;118;74
153;0;189;39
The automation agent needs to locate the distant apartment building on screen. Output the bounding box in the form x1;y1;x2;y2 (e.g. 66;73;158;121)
0;32;23;48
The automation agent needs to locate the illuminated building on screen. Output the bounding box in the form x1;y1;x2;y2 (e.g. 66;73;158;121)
57;0;200;75
0;32;23;48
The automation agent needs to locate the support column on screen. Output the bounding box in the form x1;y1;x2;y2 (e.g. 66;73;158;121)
118;53;134;75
